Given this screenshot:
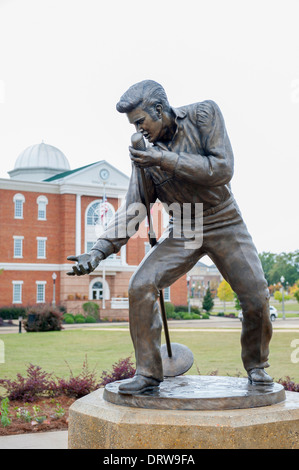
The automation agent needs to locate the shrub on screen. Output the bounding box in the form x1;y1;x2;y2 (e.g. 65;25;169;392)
56;357;100;398
0;317;4;327
82;302;100;320
23;304;63;332
0;358;100;401
217;312;225;316
0;306;26;320
277;376;299;392
201;313;210;319
191;313;201;319
64;314;75;324
174;305;189;313
74;314;85;323
85;316;96;323
0;364;57;402
165;302;175;318
99;356;136;386
182;313;193;320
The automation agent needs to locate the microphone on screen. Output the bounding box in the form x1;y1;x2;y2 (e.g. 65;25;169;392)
131;132;146;151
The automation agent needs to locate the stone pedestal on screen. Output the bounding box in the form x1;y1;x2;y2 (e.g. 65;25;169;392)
68;376;299;449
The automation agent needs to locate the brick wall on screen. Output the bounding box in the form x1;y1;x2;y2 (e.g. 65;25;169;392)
0;270;60;307
0;189;62;264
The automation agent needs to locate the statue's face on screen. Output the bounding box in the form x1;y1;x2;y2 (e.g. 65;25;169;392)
127;106;163;144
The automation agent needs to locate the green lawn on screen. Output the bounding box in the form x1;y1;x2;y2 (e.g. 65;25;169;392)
1;328;299;393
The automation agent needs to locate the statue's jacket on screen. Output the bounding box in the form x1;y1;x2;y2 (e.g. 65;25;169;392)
92;100;239;258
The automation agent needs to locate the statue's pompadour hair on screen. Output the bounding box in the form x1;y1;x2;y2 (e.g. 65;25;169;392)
116;80;170;114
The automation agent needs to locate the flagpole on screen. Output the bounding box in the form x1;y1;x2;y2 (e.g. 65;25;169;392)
102;182;106;310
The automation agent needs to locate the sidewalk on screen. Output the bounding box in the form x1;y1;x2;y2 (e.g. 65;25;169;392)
0;430;68;449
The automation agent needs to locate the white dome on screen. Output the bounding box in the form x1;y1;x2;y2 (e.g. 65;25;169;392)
14;142;70;171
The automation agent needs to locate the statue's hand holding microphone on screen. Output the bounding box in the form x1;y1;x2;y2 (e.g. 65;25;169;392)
129;134;163;168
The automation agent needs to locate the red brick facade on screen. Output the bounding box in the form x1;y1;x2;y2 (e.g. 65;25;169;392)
0;174;187;317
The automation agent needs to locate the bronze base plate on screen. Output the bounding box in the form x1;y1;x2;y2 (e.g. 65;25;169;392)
103;375;286;410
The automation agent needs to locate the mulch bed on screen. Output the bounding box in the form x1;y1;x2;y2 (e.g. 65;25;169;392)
0;395;76;436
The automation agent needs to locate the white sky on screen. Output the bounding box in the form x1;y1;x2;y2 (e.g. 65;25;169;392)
0;0;298;259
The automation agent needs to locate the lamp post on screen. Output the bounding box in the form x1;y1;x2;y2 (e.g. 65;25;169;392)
52;272;57;307
18;315;22;334
280;275;285;321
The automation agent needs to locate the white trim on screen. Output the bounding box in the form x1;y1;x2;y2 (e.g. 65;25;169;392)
0;178;60;194
13;236;23;258
36;282;46;303
76;194;81;255
0;262;138;272
36;195;48;221
13;193;25;219
0;178;128;198
164;286;171;302
36;195;48;204
89;276;110;300
12;281;23;304
36;238;47;259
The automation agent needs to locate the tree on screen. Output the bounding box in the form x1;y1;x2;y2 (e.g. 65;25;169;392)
202;287;214;313
217;280;234;312
274;291;290;302
234;292;241;311
259;250;299;286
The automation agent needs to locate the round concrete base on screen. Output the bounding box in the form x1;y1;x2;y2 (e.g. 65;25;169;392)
68;387;299;449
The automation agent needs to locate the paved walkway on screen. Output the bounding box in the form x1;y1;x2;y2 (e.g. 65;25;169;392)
1;316;299;334
0;430;68;449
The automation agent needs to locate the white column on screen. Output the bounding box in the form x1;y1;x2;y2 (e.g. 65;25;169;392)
121;245;127;265
76;194;81;255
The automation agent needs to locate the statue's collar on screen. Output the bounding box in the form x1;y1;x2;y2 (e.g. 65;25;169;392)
171;107;187;120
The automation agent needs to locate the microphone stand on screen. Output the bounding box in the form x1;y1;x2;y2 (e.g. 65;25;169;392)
131;133;172;358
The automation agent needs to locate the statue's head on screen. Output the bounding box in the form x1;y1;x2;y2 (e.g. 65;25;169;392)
116;80;170;116
116;80;172;144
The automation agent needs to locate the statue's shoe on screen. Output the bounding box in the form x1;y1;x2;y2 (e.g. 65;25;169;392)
118;375;161;395
248;368;273;385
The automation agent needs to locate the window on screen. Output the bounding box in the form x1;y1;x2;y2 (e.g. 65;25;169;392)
91;281;103;300
13;193;25;219
36;195;48;220
36;282;46;303
37;237;47;259
86;200;115;226
12;281;23;303
85;199;115;252
164;287;171;302
13;236;23;258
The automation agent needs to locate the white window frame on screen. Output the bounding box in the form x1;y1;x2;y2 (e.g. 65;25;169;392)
13;236;24;258
85;199;115;252
13;193;25;219
36;281;46;303
36;237;47;259
12;281;23;304
164;286;171;302
36;195;48;221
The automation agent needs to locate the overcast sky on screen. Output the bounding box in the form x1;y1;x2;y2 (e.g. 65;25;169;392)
0;0;298;259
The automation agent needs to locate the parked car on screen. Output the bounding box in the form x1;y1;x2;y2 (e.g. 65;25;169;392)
238;305;278;322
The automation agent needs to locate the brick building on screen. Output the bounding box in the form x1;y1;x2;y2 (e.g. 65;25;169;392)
0;142;188;319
